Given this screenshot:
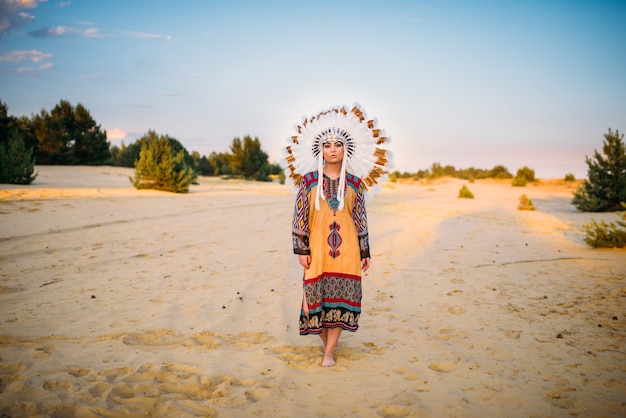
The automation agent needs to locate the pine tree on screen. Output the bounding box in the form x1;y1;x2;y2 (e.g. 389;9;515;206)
32;100;111;165
130;131;197;193
228;135;271;181
0;130;38;184
573;128;626;212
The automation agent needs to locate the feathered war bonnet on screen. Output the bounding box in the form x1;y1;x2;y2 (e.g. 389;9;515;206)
284;104;391;211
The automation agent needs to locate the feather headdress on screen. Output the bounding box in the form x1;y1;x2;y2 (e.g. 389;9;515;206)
284;104;391;210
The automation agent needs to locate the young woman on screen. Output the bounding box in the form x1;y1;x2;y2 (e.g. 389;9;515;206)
286;105;390;367
292;135;371;367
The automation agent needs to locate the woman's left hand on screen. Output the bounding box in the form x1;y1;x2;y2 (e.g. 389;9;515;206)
361;257;371;272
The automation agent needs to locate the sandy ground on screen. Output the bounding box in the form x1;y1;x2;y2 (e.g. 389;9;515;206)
0;165;624;417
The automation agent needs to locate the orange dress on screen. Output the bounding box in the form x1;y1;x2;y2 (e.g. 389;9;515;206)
292;171;370;335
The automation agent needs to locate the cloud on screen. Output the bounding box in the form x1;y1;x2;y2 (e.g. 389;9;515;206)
121;30;172;41
15;62;53;74
0;0;46;37
28;25;166;41
58;1;70;7
0;49;52;63
30;25;68;37
0;49;53;74
106;128;127;141
83;27;100;38
29;24;101;38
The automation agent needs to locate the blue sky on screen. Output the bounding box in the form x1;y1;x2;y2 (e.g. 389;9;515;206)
1;0;625;178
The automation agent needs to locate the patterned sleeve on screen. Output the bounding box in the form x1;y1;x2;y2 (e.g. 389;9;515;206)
352;182;371;259
292;178;311;255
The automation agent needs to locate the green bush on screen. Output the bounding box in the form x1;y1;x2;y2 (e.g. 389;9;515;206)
516;166;536;182
130;132;197;193
518;194;536;210
512;166;535;187
511;176;527;187
458;184;474;199
573;128;626;212
564;173;576;182
0;130;37;184
583;203;626;248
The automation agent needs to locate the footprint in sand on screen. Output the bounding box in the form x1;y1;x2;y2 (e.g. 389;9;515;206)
265;345;321;369
428;362;457;373
448;306;466;314
377;404;411;418
435;328;457;341
446;289;464;296
363;341;386;355
393;368;420;381
504;330;522;339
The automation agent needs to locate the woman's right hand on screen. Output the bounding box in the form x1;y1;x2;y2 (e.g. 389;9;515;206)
299;255;311;269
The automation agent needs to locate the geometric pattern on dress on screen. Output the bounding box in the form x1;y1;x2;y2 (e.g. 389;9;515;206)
350;175;368;237
299;273;362;335
291;173;318;255
323;175;341;213
327;221;342;258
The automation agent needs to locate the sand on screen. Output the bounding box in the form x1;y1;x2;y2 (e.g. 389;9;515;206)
0;165;624;417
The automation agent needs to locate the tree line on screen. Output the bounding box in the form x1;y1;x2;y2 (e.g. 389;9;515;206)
390;163;516;182
1;99;624;212
0;99;280;184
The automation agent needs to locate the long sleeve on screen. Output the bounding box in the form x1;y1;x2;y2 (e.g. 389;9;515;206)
292;178;311;255
352;182;370;259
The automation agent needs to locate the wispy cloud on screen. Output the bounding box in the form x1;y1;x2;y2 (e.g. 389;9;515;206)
0;0;46;37
120;30;172;41
15;61;53;74
2;0;170;42
28;25;168;41
0;49;53;74
29;25;102;38
30;25;69;37
0;49;52;63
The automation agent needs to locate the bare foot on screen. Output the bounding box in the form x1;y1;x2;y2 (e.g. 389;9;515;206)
322;352;336;367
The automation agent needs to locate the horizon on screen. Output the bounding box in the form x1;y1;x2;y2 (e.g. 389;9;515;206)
1;0;625;179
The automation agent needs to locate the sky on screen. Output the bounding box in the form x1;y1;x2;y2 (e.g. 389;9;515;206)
1;0;625;178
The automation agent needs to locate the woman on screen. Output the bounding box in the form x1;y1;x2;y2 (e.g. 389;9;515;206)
292;136;371;367
286;105;390;367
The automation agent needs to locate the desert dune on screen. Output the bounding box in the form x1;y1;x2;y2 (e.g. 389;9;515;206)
0;165;624;417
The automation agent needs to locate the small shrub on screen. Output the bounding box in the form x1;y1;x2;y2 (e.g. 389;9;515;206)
564;173;576;182
512;166;536;187
389;172;398;183
458;184;474;199
516;166;536;182
512;176;527;187
583;203;626;248
130;133;197;193
518;194;536;210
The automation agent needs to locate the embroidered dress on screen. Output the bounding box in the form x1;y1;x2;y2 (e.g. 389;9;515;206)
292;171;370;335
